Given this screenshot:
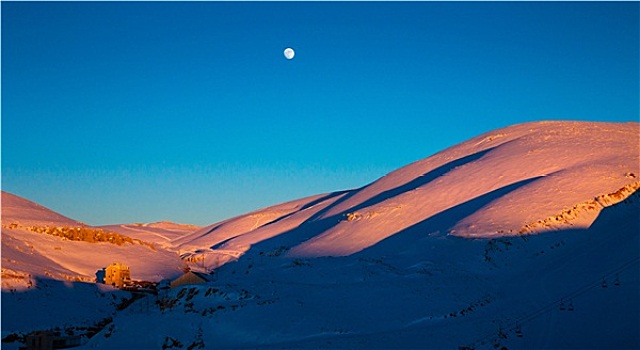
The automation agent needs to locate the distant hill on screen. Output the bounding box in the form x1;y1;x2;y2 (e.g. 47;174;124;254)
1;191;191;289
100;221;200;248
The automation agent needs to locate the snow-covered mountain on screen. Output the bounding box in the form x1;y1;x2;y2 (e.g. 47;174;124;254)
2;121;638;349
1;192;194;289
173;121;639;263
1;193;199;348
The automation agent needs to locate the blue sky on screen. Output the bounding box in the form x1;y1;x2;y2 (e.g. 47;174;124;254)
2;2;638;226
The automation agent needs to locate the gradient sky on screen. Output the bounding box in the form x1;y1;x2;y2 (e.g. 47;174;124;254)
2;2;638;226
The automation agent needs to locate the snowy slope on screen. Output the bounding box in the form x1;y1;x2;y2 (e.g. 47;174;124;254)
1;191;187;291
0;192;190;349
172;121;639;261
170;192;350;270
1;191;85;227
99;221;200;248
84;189;639;350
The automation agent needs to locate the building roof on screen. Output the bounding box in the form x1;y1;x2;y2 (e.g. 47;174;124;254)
189;271;212;281
170;270;213;288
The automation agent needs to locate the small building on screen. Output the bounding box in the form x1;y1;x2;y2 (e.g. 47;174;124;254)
170;271;211;288
24;331;81;350
104;262;131;288
24;331;53;350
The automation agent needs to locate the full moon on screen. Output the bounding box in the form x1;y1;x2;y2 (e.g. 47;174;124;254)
284;48;295;60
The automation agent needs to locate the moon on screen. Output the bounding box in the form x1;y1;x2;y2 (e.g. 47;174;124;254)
284;48;295;60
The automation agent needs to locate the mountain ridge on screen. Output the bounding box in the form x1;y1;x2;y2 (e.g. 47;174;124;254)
3;121;637;278
171;121;639;262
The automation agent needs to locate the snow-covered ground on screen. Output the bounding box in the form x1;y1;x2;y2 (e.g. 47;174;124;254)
2;121;638;349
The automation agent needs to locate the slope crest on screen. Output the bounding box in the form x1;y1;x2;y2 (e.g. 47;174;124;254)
1;191;84;227
288;121;639;256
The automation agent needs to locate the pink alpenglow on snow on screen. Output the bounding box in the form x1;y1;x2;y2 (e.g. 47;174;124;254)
2;121;638;350
1;192;193;291
173;121;639;259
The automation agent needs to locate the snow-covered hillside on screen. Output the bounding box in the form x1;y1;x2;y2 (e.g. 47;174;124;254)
100;221;201;248
83;121;637;350
1;193;193;349
1;191;189;291
173;121;639;261
1;191;85;227
2;121;638;349
85;181;639;350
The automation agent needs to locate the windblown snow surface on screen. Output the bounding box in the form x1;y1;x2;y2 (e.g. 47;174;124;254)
2;121;639;349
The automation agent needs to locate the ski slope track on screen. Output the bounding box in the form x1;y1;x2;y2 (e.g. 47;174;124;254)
2;121;639;349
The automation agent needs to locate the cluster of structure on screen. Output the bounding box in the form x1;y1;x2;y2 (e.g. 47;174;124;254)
21;331;81;350
97;263;212;291
17;264;214;350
